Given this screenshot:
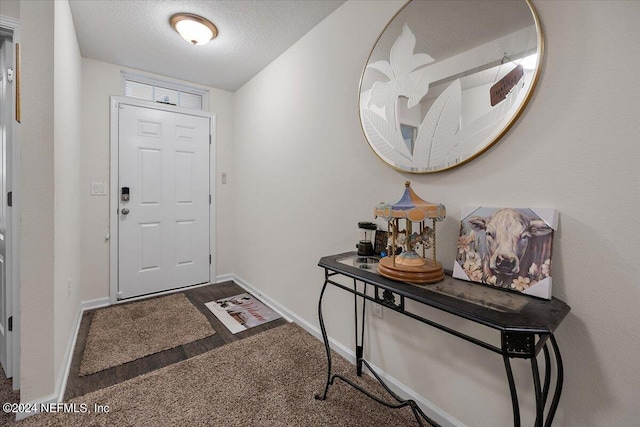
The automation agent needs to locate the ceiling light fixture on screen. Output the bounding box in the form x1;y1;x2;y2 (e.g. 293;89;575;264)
520;54;538;70
170;13;218;46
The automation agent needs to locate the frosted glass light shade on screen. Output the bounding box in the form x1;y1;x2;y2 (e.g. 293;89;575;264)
521;54;538;70
170;14;218;46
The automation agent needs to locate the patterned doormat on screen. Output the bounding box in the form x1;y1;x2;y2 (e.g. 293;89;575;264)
205;293;281;334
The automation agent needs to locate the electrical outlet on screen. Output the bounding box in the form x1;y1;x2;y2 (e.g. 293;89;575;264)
372;303;383;318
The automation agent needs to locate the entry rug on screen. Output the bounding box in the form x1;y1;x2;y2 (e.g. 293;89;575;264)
79;293;215;376
205;293;281;334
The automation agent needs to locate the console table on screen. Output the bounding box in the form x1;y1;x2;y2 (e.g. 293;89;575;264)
314;252;570;427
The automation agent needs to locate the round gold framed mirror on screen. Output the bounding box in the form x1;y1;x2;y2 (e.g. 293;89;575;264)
359;0;543;173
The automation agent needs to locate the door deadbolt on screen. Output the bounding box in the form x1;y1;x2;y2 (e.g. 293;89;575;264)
121;208;130;215
121;186;130;201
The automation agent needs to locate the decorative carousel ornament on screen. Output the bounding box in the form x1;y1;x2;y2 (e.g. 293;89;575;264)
374;181;446;284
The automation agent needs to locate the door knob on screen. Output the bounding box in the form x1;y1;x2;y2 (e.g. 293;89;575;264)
121;208;130;215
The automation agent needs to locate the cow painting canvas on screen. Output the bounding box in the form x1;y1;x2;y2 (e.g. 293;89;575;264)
453;207;559;300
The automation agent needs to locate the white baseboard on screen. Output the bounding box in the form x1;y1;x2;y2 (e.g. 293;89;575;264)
57;298;110;399
228;274;293;323
215;273;234;283
19;278;463;426
47;278;225;411
223;274;465;427
14;393;58;421
16;297;110;421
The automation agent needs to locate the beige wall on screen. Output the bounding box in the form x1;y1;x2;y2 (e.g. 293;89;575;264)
19;0;84;404
53;0;83;395
233;1;640;426
16;0;640;420
80;58;235;302
17;27;235;403
0;0;20;19
19;0;55;402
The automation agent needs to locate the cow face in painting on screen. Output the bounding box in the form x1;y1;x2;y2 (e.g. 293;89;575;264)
468;209;552;279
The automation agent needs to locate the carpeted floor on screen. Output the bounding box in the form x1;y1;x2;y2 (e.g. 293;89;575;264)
79;293;215;376
18;323;424;426
1;365;19;426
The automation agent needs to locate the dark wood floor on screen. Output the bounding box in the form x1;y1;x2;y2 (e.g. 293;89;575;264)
64;281;289;400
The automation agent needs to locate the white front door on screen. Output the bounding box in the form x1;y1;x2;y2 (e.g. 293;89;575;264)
118;104;210;299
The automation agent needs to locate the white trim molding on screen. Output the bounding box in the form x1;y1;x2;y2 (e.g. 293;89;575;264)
14;393;58;421
121;71;210;111
17;274;463;426
15;296;109;421
226;275;293;323
108;96;216;304
0;15;20;32
55;298;110;403
223;274;465;427
0;15;21;391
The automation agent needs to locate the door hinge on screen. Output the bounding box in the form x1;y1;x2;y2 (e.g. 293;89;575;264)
209;254;212;264
7;191;12;207
209;135;212;145
209;194;212;204
8;316;12;332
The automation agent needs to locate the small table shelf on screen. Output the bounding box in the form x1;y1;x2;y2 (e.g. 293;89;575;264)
314;252;570;427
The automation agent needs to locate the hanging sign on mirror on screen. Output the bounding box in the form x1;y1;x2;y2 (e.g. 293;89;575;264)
490;65;525;107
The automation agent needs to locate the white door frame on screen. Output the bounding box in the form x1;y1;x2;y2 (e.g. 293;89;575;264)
0;14;20;390
109;96;216;304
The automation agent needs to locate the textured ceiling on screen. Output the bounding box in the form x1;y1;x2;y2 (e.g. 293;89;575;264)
361;0;538;99
69;0;345;92
369;1;535;63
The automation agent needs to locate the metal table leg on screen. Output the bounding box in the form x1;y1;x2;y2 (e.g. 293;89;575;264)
531;354;543;427
314;277;333;401
314;277;439;426
503;334;564;427
503;355;521;427
544;335;564;427
354;280;367;377
541;344;552;409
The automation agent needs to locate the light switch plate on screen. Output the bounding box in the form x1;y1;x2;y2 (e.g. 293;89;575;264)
90;181;107;196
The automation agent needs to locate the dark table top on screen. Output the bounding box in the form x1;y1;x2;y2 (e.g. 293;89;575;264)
319;252;570;334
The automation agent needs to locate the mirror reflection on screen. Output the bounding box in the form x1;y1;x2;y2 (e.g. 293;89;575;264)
359;0;542;173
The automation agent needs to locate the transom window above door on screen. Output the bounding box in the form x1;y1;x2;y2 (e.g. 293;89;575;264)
122;71;208;111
